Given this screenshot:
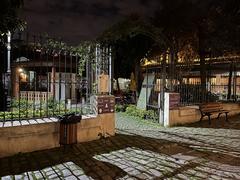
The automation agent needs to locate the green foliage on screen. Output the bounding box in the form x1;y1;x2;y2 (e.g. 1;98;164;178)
0;0;26;34
125;105;158;122
0;98;91;121
0;98;68;120
11;99;33;112
115;104;127;112
46;98;65;112
42;37;96;77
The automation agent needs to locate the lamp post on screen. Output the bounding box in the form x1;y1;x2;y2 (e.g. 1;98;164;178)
6;31;11;110
7;31;11;73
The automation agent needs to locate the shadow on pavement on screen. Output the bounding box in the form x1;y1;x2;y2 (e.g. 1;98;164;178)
0;133;239;179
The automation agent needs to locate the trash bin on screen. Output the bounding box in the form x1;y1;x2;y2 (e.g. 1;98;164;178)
59;113;81;145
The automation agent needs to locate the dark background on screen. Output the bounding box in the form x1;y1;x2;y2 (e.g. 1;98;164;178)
21;0;162;44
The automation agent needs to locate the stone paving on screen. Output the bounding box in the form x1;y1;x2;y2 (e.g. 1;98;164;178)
0;113;240;179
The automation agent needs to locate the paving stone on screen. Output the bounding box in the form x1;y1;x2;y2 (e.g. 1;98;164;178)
177;173;190;180
210;174;222;180
45;170;55;176
137;159;148;165
28;119;37;124
43;118;53;122
1;175;13;180
65;162;75;166
148;169;162;177
62;169;72;177
14;175;24;180
135;173;149;179
72;169;84;176
65;175;78;180
0;122;4;127
78;175;91;180
48;173;59;179
12;121;21;126
128;169;141;176
4;121;12;127
21;120;29;125
50;117;59;122
32;171;43;179
35;119;45;123
54;164;66;170
233;174;240;179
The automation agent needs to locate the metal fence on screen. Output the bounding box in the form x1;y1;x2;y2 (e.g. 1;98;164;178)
144;56;240;111
0;32;112;122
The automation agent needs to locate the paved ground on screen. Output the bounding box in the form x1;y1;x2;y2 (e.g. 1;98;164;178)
0;113;240;179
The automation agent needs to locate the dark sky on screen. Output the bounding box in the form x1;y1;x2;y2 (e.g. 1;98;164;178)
22;0;161;45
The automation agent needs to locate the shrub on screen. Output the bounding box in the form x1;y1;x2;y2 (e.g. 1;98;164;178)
125;105;158;122
115;104;127;112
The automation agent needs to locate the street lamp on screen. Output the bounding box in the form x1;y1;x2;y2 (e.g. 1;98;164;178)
6;31;11;110
7;31;11;73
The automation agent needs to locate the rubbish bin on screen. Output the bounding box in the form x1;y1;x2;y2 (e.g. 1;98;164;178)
59;113;81;145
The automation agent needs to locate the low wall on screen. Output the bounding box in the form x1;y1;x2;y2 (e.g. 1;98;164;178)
77;113;115;142
0;122;59;158
0;113;115;158
169;103;240;126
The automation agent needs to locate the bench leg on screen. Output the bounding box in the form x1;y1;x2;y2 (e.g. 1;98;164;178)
208;115;211;125
225;112;229;122
217;113;222;119
199;115;203;122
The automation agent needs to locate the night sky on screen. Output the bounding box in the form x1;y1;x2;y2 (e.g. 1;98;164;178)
22;0;161;45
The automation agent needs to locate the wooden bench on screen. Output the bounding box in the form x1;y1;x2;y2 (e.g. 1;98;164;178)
199;102;229;124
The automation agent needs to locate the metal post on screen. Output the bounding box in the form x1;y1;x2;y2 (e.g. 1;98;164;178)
109;47;112;94
95;45;98;94
159;54;166;125
86;46;90;101
6;31;11;110
7;31;11;73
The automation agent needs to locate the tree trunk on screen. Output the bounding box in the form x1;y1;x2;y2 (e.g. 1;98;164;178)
134;59;141;96
169;48;175;91
200;53;206;102
198;28;207;103
116;78;120;93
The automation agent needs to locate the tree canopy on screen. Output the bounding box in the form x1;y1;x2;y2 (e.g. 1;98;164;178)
98;0;240;76
0;0;25;35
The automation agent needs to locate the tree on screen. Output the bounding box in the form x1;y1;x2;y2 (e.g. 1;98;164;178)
0;0;25;34
152;0;240;101
98;15;167;92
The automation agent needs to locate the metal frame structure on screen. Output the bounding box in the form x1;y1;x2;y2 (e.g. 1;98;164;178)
0;33;112;122
142;55;240;124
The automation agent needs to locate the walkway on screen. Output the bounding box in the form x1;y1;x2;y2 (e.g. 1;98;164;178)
0;113;239;179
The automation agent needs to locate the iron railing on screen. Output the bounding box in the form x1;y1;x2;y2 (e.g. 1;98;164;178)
0;32;112;122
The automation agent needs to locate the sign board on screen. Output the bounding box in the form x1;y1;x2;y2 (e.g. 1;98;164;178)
93;95;115;114
98;74;109;93
169;93;180;109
